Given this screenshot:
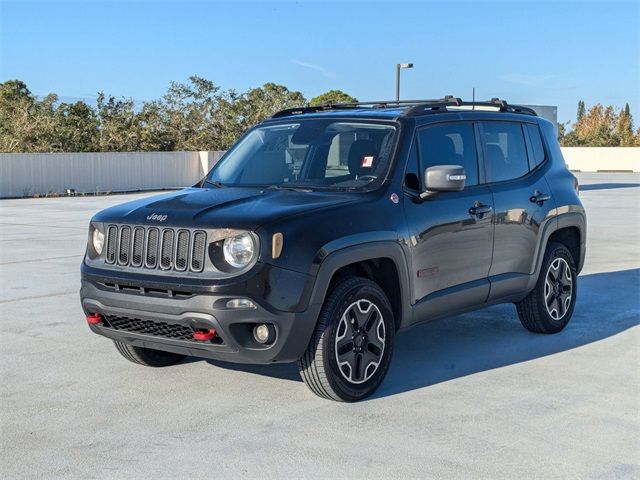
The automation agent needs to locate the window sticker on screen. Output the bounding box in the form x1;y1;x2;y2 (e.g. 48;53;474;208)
361;155;375;168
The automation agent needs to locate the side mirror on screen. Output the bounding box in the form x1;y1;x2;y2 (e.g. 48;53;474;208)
421;165;466;199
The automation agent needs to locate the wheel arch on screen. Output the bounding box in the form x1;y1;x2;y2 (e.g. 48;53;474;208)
548;226;582;270
530;210;586;292
306;241;412;331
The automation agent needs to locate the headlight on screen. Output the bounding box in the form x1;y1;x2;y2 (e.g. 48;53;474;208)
92;227;105;255
222;232;256;268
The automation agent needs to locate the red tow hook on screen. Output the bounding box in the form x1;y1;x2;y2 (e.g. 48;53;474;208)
193;329;216;341
86;313;103;325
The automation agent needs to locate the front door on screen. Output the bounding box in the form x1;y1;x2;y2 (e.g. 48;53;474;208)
403;122;494;323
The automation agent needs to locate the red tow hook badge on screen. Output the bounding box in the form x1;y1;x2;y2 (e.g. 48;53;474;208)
86;313;103;325
193;329;216;341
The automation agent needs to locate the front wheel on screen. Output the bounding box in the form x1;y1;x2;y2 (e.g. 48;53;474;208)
298;276;395;402
516;242;577;334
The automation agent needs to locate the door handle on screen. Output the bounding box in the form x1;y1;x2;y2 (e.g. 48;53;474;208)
530;190;551;206
469;202;492;218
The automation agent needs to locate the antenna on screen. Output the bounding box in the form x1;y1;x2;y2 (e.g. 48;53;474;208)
472;87;475;110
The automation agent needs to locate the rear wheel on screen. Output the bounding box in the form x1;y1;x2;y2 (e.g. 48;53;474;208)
298;276;395;402
516;242;577;334
113;341;186;367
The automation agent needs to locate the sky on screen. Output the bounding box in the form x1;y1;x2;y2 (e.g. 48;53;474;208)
1;0;638;124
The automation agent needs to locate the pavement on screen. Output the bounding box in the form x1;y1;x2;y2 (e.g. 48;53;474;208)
1;172;638;479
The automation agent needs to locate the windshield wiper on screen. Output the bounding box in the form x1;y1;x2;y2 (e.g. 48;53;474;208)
204;179;224;188
263;185;312;193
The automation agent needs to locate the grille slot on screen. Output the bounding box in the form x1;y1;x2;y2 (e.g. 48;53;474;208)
106;226;117;264
175;230;190;271
118;226;131;265
131;227;145;267
103;314;223;344
104;225;207;273
145;228;159;268
191;231;206;272
160;230;174;269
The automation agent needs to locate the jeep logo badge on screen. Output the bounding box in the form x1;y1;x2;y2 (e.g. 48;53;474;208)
146;213;168;222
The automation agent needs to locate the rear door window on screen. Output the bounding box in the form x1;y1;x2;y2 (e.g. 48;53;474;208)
416;122;479;187
481;122;529;183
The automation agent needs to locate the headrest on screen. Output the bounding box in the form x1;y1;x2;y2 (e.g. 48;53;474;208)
486;144;506;163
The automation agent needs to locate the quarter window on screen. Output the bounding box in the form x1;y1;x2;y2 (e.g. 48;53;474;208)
481;122;529;183
417;123;479;187
526;123;546;167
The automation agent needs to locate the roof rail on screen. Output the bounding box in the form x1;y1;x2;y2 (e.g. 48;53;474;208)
271;99;448;118
271;96;538;118
404;97;537;116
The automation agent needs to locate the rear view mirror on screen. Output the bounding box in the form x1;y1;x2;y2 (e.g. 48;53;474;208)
421;165;466;199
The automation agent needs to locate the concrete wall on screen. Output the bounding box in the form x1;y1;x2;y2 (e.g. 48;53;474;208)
0;151;225;198
562;147;640;173
1;147;638;198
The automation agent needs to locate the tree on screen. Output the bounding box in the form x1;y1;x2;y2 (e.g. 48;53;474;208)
308;90;358;106
0;80;61;152
238;83;305;126
96;92;143;151
213;83;306;149
576;100;585;122
557;121;569;143
150;75;222;151
0;80;37;152
615;103;635;146
562;102;620;147
4;78;636;152
53;101;99;152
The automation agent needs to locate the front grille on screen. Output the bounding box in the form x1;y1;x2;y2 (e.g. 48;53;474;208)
103;314;222;344
104;224;207;272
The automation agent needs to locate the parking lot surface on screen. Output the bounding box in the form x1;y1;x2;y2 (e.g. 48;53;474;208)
1;173;638;479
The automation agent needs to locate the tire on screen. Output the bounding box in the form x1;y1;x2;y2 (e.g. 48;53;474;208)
516;242;577;334
113;340;186;367
297;276;395;402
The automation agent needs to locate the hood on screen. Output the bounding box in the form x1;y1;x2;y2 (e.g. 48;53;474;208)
92;186;361;229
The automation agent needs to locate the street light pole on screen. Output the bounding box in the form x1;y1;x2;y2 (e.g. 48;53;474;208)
395;63;413;102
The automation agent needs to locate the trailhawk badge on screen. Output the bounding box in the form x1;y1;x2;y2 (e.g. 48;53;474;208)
146;213;168;222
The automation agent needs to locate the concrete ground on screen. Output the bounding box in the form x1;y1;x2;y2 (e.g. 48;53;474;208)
1;173;638;479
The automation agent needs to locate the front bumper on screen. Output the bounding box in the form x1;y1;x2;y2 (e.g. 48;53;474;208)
80;264;320;364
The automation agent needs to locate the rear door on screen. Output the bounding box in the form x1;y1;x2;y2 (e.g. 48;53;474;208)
403;121;494;322
479;120;556;302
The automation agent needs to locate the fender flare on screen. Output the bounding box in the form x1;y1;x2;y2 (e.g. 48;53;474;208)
302;240;412;330
526;209;586;292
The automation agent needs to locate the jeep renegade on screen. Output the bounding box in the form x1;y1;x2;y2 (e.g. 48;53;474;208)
81;97;586;402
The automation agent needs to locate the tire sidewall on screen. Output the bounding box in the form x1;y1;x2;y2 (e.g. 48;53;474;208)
537;244;578;331
322;281;395;401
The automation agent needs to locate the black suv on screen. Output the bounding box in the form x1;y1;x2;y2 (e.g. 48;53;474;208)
81;97;586;401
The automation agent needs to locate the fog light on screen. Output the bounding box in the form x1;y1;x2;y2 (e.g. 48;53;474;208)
253;324;271;344
226;298;256;309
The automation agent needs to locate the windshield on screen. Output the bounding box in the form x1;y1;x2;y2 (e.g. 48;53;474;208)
206;120;397;190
